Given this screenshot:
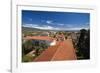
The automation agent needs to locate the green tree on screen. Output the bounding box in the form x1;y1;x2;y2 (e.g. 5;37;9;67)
77;29;90;59
22;40;33;54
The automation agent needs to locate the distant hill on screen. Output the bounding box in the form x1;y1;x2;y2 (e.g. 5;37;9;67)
22;27;58;32
22;26;88;32
22;27;42;32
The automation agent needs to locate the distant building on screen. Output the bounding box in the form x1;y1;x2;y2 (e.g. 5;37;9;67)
56;33;65;41
40;32;49;36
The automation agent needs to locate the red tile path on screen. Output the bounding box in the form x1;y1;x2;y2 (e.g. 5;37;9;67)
33;39;77;62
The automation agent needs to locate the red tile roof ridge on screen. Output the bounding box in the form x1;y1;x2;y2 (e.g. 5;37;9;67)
50;42;62;61
51;40;77;60
33;39;77;61
33;42;60;61
24;36;55;41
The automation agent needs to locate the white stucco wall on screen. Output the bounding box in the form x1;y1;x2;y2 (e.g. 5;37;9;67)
50;40;56;46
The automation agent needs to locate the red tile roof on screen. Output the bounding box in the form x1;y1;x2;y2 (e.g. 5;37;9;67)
33;39;77;62
24;36;55;42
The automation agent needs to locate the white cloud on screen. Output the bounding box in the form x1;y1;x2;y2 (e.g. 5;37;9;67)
23;24;55;30
22;24;39;28
46;20;52;24
41;20;45;22
61;27;89;30
35;25;54;30
57;23;75;28
66;24;75;28
23;23;89;31
29;18;33;21
86;22;89;25
58;24;64;26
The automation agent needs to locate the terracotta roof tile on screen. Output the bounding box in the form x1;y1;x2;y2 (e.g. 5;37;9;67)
24;36;55;41
33;39;77;62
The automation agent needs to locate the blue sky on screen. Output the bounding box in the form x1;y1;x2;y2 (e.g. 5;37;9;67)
22;10;90;30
